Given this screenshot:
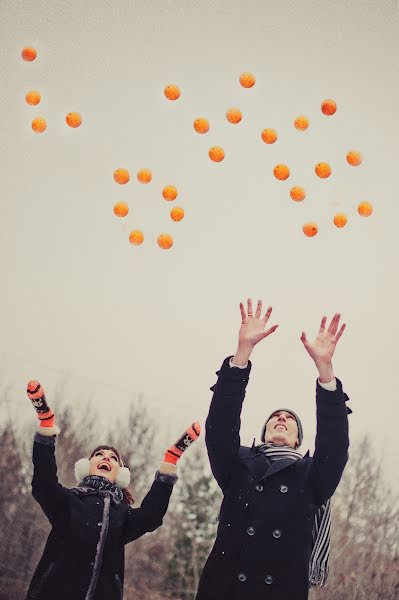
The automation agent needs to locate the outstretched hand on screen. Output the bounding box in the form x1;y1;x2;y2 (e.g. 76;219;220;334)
300;314;346;366
238;299;279;349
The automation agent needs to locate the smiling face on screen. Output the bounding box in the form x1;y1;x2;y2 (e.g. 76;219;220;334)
89;447;121;483
264;410;299;448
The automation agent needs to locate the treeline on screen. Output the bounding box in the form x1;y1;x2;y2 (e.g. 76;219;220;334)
0;387;398;599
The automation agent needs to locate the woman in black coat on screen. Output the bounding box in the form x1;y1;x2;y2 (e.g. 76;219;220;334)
196;299;351;600
25;381;200;600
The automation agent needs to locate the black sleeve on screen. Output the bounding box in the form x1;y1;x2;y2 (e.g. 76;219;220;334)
308;378;351;506
205;356;252;492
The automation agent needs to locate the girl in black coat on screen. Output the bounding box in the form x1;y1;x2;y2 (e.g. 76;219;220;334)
25;381;200;600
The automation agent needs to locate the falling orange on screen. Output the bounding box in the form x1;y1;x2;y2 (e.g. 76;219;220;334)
194;118;209;134
273;164;290;181
226;108;242;124
31;117;47;133
290;187;306;202
294;116;309;131
171;207;184;222
303;222;318;237
334;213;347;228
129;230;144;245
114;202;129;217
358;202;373;217
261;129;277;144
239;72;256;88
209;146;225;162
114;169;130;184
26;90;41;105
157;234;174;250
321;99;337;116
346;151;362;166
66;112;82;128
137;169;152;184
164;85;180;101
21;47;37;61
162;185;178;201
315;162;331;178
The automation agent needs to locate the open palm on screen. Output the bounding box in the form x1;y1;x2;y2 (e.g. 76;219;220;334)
238;299;279;348
301;314;346;363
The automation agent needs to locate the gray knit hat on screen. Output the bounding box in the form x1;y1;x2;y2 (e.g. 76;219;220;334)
261;408;303;447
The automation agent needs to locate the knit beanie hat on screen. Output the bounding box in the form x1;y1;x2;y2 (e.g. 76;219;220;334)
260;408;303;447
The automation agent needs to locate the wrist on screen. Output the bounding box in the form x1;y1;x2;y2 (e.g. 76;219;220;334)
315;360;334;383
233;344;253;366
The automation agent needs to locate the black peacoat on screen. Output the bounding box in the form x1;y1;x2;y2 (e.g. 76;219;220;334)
196;357;350;600
25;434;176;600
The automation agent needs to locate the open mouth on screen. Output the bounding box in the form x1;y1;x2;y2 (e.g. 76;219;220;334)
275;424;287;431
97;462;111;472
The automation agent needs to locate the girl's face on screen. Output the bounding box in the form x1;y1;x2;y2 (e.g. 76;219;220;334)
89;448;121;483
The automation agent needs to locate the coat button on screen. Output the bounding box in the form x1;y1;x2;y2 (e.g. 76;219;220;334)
280;484;288;493
255;484;263;492
265;575;274;585
246;526;255;536
272;529;282;539
237;573;247;582
97;522;102;527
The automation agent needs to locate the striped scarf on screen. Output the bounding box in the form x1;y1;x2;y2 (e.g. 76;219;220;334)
258;443;331;587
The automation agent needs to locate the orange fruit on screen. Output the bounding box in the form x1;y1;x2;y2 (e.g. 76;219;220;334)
129;230;144;245
346;151;362;166
164;84;180;101
171;207;184;222
31;117;46;133
157;233;174;250
273;164;290;181
66;112;82;128
290;186;306;202
113;202;129;217
294;116;309;130
114;169;130;184
162;185;178;201
261;128;277;144
239;72;256;88
315;162;331;178
26;90;41;105
194;118;209;134
321;99;337;116
21;47;37;61
303;222;318;237
358;201;373;217
209;146;225;162
334;213;347;228
226;108;242;124
137;168;152;184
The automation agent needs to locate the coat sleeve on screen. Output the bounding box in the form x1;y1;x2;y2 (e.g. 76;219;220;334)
31;433;70;527
308;378;351;506
123;472;177;544
205;356;252;492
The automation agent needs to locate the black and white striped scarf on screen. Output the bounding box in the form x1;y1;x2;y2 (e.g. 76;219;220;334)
258;443;331;587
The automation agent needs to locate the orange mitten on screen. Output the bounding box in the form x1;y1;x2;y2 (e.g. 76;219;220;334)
27;380;60;436
164;422;201;465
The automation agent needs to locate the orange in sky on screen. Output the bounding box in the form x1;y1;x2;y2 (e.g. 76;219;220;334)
321;99;337;116
162;185;178;201
290;186;306;202
194;118;209;134
303;222;318;237
261;129;278;144
226;108;242;124
294;116;309;131
239;72;256;88
22;47;37;61
26;90;41;105
157;233;174;249
346;151;362;166
31;117;47;133
114;168;130;184
164;85;180;101
315;162;331;178
171;207;184;221
273;164;290;180
137;169;152;184
209;146;225;162
114;202;129;217
358;201;373;217
66;112;82;128
334;213;347;228
129;230;144;245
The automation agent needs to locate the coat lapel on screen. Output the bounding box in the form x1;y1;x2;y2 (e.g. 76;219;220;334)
241;448;310;482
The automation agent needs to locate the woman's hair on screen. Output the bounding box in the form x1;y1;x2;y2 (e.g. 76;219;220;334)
89;444;134;505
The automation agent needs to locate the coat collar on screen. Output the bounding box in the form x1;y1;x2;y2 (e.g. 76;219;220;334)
240;447;310;482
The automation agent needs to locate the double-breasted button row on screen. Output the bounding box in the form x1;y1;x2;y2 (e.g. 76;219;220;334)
246;526;255;536
272;528;282;539
237;573;274;585
255;484;263;492
265;575;274;584
280;484;288;493
237;572;247;582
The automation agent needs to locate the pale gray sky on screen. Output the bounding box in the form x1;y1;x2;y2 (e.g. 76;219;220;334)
1;0;399;484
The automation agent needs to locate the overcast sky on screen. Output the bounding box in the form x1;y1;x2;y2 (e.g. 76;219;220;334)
1;0;399;487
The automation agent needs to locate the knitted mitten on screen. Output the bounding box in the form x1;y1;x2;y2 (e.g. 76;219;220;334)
27;380;60;436
159;422;201;475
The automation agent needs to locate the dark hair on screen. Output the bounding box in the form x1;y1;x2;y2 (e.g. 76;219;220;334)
89;445;134;505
